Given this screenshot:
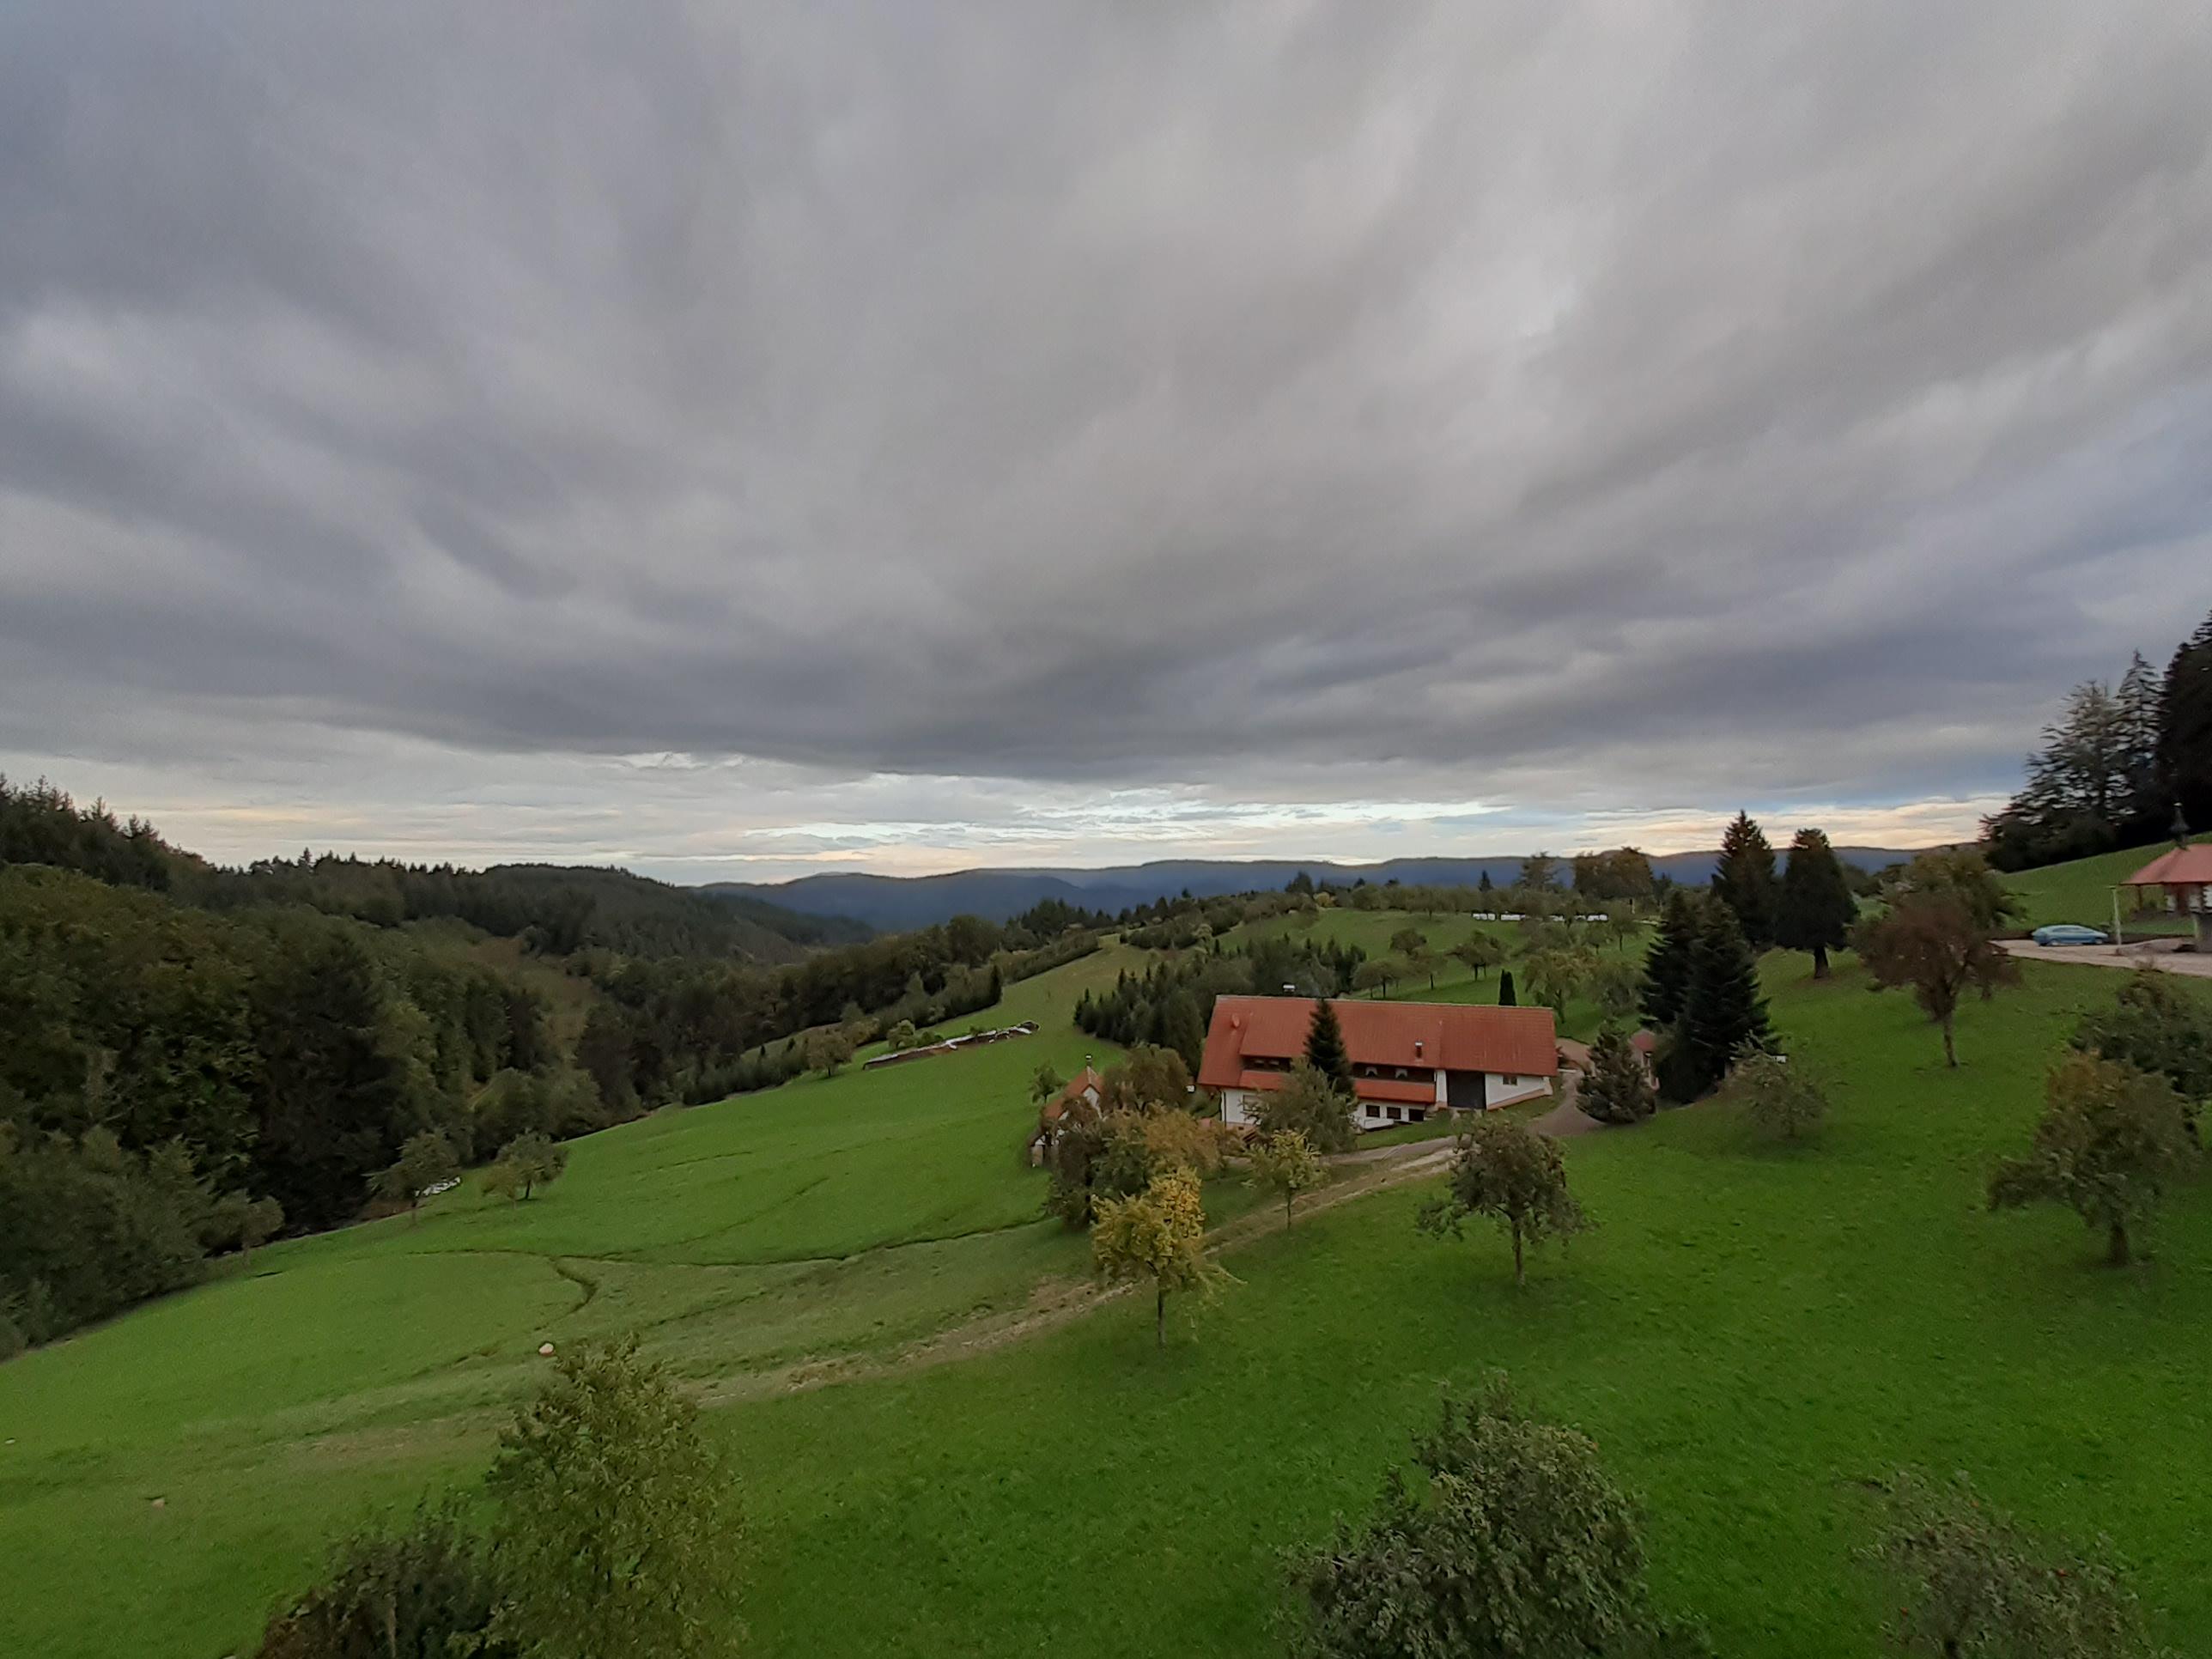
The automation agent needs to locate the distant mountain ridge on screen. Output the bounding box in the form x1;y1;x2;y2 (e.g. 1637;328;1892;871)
705;848;1922;932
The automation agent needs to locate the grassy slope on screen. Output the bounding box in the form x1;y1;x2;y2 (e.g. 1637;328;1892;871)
2004;835;2211;937
0;1006;1125;1659
730;957;2212;1657
10;941;2212;1655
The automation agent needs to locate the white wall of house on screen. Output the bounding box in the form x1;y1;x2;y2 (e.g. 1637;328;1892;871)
1486;1072;1553;1108
1220;1088;1252;1126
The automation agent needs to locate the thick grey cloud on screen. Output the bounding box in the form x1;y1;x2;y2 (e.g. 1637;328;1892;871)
3;2;2212;872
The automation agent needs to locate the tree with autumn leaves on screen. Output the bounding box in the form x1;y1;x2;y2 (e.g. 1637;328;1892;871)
1092;1164;1229;1347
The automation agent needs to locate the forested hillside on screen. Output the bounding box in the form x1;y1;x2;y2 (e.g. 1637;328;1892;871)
0;775;848;961
0;781;1092;1354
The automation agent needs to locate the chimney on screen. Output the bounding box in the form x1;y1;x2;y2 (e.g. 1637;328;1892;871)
1414;1040;1424;1059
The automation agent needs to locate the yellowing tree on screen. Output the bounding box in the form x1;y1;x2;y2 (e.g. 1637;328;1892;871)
1092;1165;1225;1347
1247;1128;1326;1228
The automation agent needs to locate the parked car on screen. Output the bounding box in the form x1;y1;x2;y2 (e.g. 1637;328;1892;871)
2031;923;2110;947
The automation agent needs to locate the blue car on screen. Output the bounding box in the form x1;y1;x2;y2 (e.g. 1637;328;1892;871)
2032;923;2110;947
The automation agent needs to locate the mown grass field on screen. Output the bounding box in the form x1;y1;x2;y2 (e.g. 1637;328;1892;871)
7;916;2211;1656
2003;833;2211;937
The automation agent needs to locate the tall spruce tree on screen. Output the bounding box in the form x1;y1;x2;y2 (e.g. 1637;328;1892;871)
2160;611;2212;834
1497;969;1516;1006
1709;811;1778;951
1303;998;1354;1096
1677;903;1771;1100
1774;828;1856;979
2115;651;2167;834
1638;890;1698;1028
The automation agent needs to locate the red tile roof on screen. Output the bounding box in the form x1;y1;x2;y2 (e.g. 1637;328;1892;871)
2124;845;2212;886
1198;996;1558;1097
1039;1065;1103;1123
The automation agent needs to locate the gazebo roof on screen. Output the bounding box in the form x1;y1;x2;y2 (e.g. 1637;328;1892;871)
2122;844;2212;886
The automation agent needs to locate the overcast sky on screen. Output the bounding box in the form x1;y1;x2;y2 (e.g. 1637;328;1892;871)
4;4;2211;884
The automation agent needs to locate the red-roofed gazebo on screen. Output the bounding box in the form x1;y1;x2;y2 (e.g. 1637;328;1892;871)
2121;844;2212;950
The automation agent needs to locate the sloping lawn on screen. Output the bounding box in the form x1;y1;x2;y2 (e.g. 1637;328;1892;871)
8;954;2211;1657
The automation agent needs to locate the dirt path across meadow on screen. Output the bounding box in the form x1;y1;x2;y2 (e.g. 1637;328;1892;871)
696;1139;1458;1406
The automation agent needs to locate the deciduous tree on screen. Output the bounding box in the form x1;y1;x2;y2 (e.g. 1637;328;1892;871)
495;1132;567;1200
1254;1060;1358;1155
1292;1379;1703;1659
486;1339;743;1659
1247;1129;1326;1227
1870;1469;2165;1658
377;1132;459;1226
1091;1165;1224;1347
2073;968;2212;1122
801;1024;854;1076
1729;1048;1826;1141
1417;1114;1589;1286
1989;1053;2196;1267
1855;871;2017;1068
1449;933;1507;981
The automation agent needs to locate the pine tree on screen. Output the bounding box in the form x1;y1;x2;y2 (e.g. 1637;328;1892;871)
1774;828;1856;978
2116;651;2167;834
1477;870;1494;893
1638;890;1698;1028
2160;611;2212;835
1159;988;1206;1073
1579;1024;1656;1126
1679;903;1771;1099
1303;998;1354;1095
1710;811;1778;951
1497;969;1516;1007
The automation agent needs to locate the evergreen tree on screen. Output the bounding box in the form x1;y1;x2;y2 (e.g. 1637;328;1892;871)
2116;650;2167;832
1709;811;1778;951
2160;610;2212;834
1303;998;1354;1095
1638;889;1698;1028
1774;827;1856;978
1477;869;1494;893
1676;903;1771;1100
1158;988;1206;1073
1496;969;1516;1007
1579;1024;1656;1126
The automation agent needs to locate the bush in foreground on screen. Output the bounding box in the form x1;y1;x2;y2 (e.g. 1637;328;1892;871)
1870;1469;2168;1657
257;1340;743;1659
1291;1379;1707;1658
254;1501;512;1659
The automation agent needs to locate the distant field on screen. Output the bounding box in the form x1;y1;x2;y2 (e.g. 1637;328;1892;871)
1229;902;1645;1041
11;932;2212;1656
2002;836;2210;937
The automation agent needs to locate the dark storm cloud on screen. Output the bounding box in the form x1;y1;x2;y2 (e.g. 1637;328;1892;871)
4;0;2212;833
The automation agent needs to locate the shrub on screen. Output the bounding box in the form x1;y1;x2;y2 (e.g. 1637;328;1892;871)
1292;1379;1706;1658
253;1500;513;1659
1730;1047;1826;1141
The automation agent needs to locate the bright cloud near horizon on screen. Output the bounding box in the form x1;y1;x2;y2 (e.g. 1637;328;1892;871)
3;5;2210;885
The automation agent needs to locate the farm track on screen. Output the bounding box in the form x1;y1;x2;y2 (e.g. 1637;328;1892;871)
696;1139;1456;1406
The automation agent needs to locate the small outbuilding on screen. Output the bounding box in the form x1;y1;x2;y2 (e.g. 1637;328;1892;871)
2120;844;2212;951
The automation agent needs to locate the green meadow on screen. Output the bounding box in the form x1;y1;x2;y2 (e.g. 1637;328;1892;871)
5;911;2211;1656
2003;833;2211;937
